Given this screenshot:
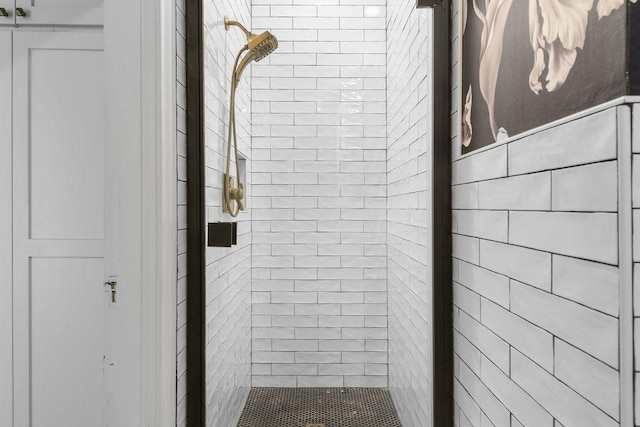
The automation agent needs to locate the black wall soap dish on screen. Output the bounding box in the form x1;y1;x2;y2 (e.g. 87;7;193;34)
207;222;237;247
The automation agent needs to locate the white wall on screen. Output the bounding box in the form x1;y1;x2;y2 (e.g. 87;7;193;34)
202;0;253;425
386;2;434;426
250;0;388;388
451;106;629;427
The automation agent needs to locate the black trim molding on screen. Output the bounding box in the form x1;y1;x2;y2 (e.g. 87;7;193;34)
432;1;453;426
185;0;206;425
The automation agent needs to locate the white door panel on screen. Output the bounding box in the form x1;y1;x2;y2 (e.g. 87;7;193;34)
0;30;12;427
15;0;103;26
29;47;105;240
12;31;109;427
30;258;106;427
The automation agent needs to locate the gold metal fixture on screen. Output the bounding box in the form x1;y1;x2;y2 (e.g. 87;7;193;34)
0;8;8;17
105;280;117;304
223;16;278;216
15;7;26;17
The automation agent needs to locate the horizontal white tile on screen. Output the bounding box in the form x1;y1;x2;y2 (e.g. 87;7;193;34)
319;339;365;352
552;161;617;212
452;183;479;210
508;108;617;175
479;240;551;291
344;376;387;387
509;212;618;264
252;376;296;387
478;172;550;211
297;375;344;387
319;363;365;375
456;210;508;242
452;234;480;265
552;255;619;316
452;145;508;185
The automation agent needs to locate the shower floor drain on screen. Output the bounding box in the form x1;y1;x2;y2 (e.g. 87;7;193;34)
237;387;402;427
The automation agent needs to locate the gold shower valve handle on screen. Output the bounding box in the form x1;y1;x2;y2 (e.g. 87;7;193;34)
231;184;245;212
224;174;245;214
229;184;244;202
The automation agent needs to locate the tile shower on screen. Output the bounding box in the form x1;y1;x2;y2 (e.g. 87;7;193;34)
179;0;438;425
177;0;639;426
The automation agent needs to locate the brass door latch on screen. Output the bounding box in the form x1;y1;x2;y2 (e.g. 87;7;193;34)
105;280;117;303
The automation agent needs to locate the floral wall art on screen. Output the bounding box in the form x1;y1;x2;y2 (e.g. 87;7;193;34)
460;0;635;153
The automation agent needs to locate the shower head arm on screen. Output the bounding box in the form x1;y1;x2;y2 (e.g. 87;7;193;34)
224;16;252;38
234;49;252;83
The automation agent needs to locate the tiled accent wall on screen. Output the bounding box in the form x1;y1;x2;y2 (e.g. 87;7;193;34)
452;106;629;427
250;0;388;388
386;1;433;426
202;0;253;425
176;0;187;425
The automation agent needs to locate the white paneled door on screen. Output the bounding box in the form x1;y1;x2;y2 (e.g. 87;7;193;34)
0;29;12;427
11;31;112;427
15;0;103;26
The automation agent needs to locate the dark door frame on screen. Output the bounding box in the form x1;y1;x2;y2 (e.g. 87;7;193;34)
430;1;454;426
185;0;207;425
184;1;453;426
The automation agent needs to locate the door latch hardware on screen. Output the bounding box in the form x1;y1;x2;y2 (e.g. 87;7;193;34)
0;8;8;17
15;7;26;17
105;281;117;303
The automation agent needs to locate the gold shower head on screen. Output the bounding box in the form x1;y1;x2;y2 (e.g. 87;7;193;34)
247;31;278;62
224;16;279;82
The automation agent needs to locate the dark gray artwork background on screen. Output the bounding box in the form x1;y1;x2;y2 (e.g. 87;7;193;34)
461;1;627;154
630;1;640;94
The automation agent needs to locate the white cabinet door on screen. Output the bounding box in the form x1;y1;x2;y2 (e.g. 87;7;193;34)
12;31;111;427
0;2;13;26
15;0;103;26
0;30;12;427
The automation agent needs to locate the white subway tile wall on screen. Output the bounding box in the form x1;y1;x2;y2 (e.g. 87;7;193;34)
202;0;252;425
386;1;433;427
176;0;187;424
250;0;388;388
452;105;627;426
